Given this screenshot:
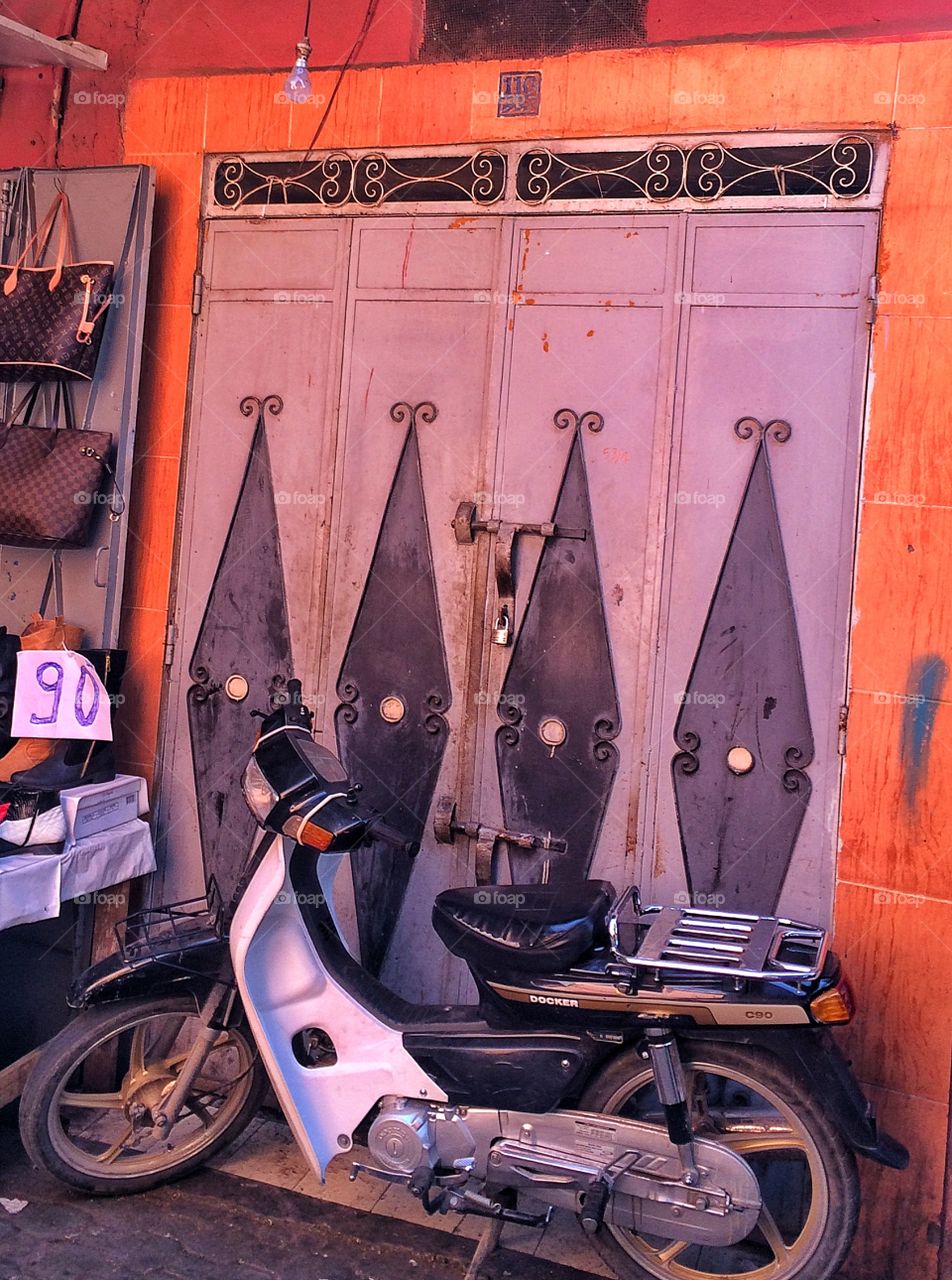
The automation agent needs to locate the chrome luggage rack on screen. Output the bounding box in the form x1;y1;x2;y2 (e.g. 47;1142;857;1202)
607;886;829;985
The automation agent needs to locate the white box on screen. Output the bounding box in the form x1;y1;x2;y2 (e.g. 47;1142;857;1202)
59;774;149;843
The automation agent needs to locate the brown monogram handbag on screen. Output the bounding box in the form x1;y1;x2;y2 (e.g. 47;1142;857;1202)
0;384;116;548
0;189;115;382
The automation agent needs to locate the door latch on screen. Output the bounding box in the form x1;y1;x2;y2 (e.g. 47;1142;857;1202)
433;794;566;885
453;501;586;647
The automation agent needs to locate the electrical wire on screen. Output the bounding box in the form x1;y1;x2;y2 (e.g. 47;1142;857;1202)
300;0;382;163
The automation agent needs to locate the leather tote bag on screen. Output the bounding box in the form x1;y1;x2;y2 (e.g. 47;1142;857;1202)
0;189;114;382
0;383;115;548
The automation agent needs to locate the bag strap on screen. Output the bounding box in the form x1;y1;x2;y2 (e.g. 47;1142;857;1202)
38;554;65;620
3;189;73;296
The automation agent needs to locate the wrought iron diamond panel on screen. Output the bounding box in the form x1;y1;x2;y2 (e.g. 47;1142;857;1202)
672;417;813;913
335;402;451;975
187;395;293;897
495;415;620;885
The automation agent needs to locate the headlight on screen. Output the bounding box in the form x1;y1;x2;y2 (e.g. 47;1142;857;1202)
242;755;278;824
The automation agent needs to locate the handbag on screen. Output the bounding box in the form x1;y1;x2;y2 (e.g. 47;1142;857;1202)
0;189;114;382
0;383;115;548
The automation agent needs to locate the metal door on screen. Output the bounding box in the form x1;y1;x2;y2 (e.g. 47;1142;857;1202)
643;212;879;925
163;206;876;1000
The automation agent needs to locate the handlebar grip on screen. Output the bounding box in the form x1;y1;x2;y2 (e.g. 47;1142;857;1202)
367;818;419;857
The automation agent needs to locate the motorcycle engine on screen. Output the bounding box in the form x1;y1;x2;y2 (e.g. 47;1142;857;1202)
368;1098;436;1174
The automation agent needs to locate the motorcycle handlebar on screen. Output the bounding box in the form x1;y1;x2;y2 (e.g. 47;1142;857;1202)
367;817;419;858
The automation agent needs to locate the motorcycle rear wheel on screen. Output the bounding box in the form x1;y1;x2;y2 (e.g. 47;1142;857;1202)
578;1040;859;1280
20;995;268;1196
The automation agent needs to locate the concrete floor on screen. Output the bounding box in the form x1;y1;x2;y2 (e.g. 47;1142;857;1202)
0;1110;609;1280
210;1113;614;1276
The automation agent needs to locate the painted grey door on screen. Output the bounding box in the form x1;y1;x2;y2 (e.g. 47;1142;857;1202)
162;207;876;1001
642;212;879;926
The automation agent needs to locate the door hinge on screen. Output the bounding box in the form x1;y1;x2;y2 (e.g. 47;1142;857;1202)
191;271;205;316
837;703;849;756
164;620;178;667
865;273;879;326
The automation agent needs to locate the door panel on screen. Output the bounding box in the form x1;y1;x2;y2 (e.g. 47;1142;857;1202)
159;220;350;901
470;216;682;901
644;213;878;925
319;218;509;995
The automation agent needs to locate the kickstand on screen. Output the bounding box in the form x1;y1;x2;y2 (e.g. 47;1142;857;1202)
463;1217;504;1280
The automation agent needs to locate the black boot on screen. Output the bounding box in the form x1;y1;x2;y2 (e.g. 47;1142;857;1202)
0;628;21;756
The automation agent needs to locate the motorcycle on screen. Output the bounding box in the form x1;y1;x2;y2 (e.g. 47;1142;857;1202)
20;680;907;1280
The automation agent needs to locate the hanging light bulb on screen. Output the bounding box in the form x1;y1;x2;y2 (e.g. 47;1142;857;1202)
285;36;313;103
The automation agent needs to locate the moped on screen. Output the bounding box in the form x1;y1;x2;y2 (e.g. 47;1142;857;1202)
21;680;907;1280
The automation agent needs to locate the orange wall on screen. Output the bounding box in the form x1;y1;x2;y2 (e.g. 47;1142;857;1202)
121;38;952;1278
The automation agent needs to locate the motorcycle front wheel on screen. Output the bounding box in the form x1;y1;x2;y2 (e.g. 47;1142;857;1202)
579;1039;859;1280
20;995;268;1195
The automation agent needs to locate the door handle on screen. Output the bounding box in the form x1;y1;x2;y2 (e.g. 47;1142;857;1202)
452;501;586;646
433;794;566;884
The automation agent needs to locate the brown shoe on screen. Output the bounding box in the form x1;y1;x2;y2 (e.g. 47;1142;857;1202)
0;737;58;784
22;613;84;651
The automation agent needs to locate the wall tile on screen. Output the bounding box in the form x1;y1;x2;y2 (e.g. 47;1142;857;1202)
288;66;383;150
561;48;674;138
376;64;471;147
123;453;182;619
880;128;952;317
840;691;952;901
134;300;193;460
834;881;952;1104
205;73;291;153
669;42;780;132
841;1086;945;1280
777;40;899;128
851;500;952;699
864;317;952;508
895;39;952;129
123;76;207;155
114;605;167;770
126;153;204;309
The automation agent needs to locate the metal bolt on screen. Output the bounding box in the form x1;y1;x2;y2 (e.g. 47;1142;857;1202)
337;1133;350;1148
671;1207;682;1218
560;1058;571;1069
694;1196;709;1211
489;1150;502;1166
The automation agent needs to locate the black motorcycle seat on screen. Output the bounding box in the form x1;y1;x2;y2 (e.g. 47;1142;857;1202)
432;880;616;975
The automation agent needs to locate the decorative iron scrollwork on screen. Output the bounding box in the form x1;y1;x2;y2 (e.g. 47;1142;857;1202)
672;416;813;914
554;407;605;434
517;135;874;205
390;400;438;430
215;151;507;209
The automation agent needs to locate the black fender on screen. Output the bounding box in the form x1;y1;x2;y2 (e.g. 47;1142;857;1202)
69;934;234;1010
679;1025;909;1170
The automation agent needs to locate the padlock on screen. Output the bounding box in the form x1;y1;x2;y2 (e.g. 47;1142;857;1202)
492;603;512;646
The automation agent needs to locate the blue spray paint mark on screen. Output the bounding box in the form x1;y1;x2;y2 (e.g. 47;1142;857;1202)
901;653;948;810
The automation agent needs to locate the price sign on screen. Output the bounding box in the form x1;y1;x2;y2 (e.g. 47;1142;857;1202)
12;650;113;742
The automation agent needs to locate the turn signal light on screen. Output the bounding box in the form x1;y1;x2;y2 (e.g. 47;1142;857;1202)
810;979;855;1025
282;815;334;850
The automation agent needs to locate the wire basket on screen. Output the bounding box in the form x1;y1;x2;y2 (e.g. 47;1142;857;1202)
116;877;225;967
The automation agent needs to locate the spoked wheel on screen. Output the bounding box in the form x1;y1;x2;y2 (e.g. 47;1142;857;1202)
20;995;267;1195
579;1040;859;1280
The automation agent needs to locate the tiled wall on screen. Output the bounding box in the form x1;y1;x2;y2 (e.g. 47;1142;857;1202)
122;37;952;1277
